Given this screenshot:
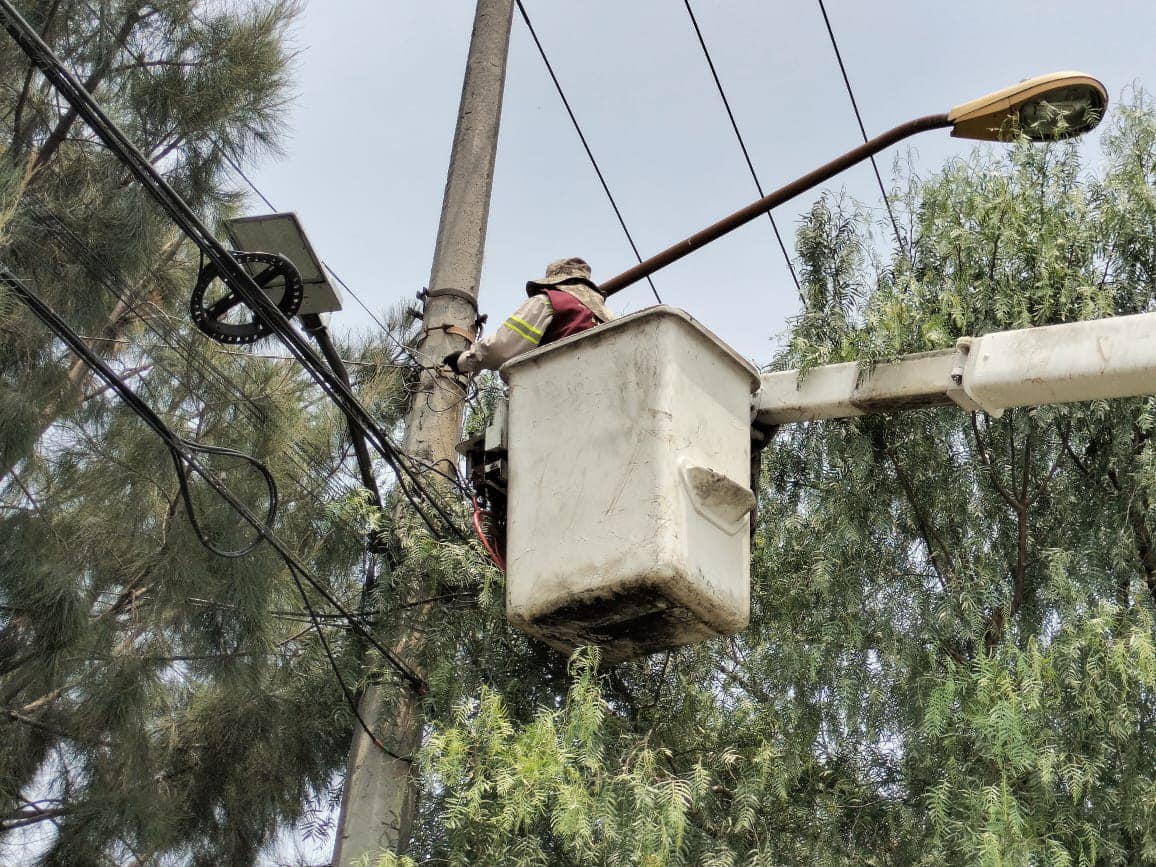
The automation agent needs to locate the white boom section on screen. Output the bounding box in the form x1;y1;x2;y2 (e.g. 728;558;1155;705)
754;311;1156;425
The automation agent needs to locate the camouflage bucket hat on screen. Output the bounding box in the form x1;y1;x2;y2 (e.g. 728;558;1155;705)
525;256;599;293
525;256;615;323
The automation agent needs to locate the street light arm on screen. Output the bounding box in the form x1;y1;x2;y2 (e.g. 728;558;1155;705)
597;113;952;298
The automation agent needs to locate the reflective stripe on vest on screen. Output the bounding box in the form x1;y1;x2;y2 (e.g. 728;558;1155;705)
541;288;598;344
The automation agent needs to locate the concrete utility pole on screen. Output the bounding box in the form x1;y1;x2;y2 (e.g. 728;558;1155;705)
330;0;515;863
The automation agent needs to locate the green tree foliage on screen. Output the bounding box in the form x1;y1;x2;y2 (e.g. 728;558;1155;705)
394;97;1156;865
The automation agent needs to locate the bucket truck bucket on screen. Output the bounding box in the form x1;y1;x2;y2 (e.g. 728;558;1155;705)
502;306;759;663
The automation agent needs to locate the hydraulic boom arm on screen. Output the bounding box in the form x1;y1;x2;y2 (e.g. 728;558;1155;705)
754;311;1156;426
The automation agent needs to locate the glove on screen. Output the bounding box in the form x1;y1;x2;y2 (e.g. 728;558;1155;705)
443;351;465;375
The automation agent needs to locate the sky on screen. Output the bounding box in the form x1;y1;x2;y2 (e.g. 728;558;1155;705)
241;1;1156;862
244;0;1156;370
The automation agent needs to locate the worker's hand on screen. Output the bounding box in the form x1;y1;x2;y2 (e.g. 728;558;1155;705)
443;351;465;375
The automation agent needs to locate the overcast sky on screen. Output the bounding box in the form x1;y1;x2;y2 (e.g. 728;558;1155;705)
245;0;1156;369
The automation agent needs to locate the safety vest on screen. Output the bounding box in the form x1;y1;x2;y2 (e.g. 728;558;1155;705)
540;288;599;344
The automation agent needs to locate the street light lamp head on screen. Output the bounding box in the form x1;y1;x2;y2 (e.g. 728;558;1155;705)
947;71;1107;142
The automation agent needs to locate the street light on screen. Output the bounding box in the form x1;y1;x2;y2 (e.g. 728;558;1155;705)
597;71;1107;298
190;212;344;345
948;71;1106;142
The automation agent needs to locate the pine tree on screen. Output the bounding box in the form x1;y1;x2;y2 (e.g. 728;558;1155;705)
0;2;427;863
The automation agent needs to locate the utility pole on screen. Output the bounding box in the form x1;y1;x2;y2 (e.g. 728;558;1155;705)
331;0;515;863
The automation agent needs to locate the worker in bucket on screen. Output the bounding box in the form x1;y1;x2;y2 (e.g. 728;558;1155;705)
443;257;615;375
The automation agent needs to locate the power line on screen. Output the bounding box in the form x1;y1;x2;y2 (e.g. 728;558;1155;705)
815;0;904;253
76;335;377;367
27;196;458;630
0;264;428;694
291;563;411;760
217;147;277;212
681;0;801;295
513;0;662;305
18;209;428;650
1;6;436;747
27;204;363;510
21;0;415;517
321;262;390;337
38;253;407;749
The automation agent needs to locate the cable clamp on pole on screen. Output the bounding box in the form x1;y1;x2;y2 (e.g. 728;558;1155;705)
417;286;479;309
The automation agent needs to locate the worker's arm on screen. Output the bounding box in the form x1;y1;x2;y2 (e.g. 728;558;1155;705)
455;294;554;373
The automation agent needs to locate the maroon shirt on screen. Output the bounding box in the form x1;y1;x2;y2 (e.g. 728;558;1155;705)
541;288;599;343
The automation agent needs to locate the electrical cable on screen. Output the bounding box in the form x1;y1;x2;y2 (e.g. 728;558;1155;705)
75;336;377;368
289;562;409;760
471;494;506;572
321;264;392;341
24;215;355;527
3;9;434;741
0;265;278;560
815;0;904;252
681;0;801;296
0;0;464;540
0;264;428;694
31;200;334;496
217;147;278;213
78;151;390;514
11;216;368;546
513;0;663;305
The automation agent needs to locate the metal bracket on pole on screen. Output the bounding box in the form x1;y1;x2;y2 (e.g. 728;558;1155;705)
423;323;475;344
417;286;479;309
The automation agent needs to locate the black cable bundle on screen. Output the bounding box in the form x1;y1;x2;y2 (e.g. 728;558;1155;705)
0;0;462;538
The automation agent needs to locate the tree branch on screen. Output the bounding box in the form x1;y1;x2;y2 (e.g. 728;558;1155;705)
878;437;959;593
1127;490;1156;606
30;6;151;172
970;413;1019;511
0;803;69;831
9;0;62;150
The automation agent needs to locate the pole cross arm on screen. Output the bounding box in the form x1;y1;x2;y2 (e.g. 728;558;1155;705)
754;311;1156;426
